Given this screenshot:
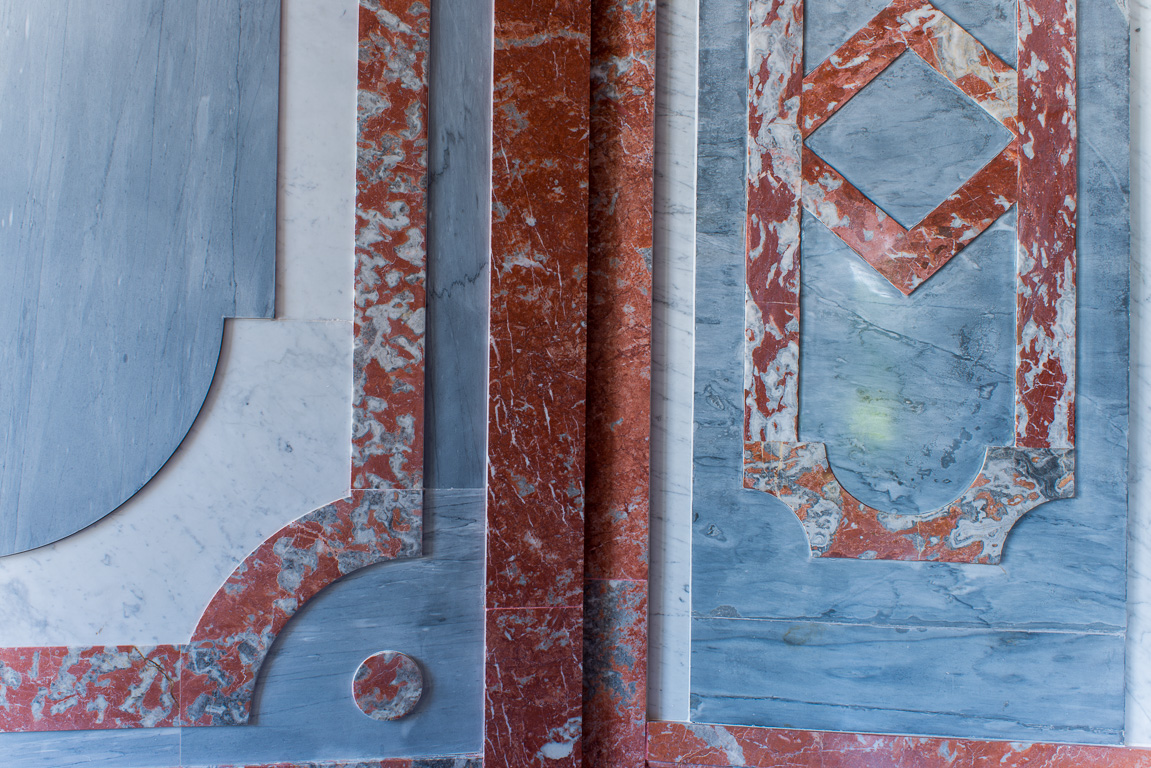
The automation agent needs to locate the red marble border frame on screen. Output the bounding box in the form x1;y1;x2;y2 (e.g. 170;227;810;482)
0;0;432;738
742;0;1078;563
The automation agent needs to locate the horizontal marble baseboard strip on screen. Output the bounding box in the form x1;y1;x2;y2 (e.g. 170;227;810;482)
647;721;1151;767
203;758;482;768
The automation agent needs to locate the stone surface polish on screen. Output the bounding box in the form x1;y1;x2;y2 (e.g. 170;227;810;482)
0;1;279;556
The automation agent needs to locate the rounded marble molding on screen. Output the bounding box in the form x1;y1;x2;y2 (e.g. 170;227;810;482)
352;650;424;721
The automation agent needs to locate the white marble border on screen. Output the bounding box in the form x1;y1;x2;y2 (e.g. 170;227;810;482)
0;0;359;646
649;0;698;723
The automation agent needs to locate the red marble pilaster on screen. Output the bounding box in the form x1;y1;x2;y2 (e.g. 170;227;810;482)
1015;0;1077;450
647;721;1151;768
486;0;590;765
353;0;430;490
583;0;654;765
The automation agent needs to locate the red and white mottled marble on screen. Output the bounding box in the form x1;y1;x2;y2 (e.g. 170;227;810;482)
745;442;1073;563
486;607;583;767
1015;0;1077;450
0;645;181;732
353;0;430;490
486;0;589;765
182;490;422;726
647;721;1151;767
353;651;423;721
745;0;803;443
583;0;654;765
799;0;1019;295
801;141;1019;295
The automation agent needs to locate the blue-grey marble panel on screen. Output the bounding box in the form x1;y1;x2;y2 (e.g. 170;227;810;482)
690;0;1129;742
182;488;485;763
0;729;181;768
803;0;1017;73
691;618;1125;744
0;0;278;556
799;211;1015;514
804;52;1013;228
426;0;494;490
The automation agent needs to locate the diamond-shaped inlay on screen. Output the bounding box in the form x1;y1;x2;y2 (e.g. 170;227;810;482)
805;51;1013;228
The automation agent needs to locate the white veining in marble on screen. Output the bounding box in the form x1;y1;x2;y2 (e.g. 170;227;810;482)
1127;0;1150;746
0;320;351;646
0;0;357;646
649;0;697;723
276;0;358;322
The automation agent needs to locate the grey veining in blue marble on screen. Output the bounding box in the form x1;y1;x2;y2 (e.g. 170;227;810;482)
804;52;1013;228
690;0;1129;742
803;0;1017;73
426;0;493;490
799;210;1015;514
691;618;1124;744
0;1;279;556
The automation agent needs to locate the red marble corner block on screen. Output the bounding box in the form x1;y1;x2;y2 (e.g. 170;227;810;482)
646;722;1151;768
582;579;646;768
486;607;583;767
1015;0;1077;451
354;0;430;491
0;645;181;732
488;0;590;609
182;490;422;726
586;0;655;583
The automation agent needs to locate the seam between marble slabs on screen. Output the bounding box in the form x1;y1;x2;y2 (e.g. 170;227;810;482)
690;616;1125;637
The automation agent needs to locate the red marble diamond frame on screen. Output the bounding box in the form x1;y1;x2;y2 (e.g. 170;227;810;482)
742;0;1077;564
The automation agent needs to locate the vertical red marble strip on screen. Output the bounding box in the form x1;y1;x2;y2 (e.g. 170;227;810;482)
646;721;1151;767
486;0;589;766
583;0;654;766
1015;0;1077;450
745;0;803;444
353;0;430;490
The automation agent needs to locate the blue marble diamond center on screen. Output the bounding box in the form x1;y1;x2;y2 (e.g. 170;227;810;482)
804;51;1014;229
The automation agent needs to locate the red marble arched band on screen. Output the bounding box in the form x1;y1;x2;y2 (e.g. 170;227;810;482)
180;490;422;726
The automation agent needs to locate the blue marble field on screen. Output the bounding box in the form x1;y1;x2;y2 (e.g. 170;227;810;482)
0;1;279;555
691;0;1130;744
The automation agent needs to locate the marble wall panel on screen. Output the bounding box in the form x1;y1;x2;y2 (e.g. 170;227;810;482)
0;0;279;556
690;0;1128;742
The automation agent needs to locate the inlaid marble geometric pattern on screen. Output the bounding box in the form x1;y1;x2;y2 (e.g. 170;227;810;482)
805;52;1013;229
801;0;1020;295
353;651;424;721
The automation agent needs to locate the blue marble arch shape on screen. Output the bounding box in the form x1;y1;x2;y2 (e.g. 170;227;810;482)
0;1;279;556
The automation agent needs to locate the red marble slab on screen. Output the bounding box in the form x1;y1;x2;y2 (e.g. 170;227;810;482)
353;0;430;491
647;721;1151;767
486;0;590;612
746;0;803;444
486;607;583;767
0;645;181;732
586;0;654;588
583;579;647;768
182;490;422;726
582;0;654;765
1015;0;1077;450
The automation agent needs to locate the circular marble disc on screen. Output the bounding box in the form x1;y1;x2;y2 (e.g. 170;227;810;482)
352;651;424;721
